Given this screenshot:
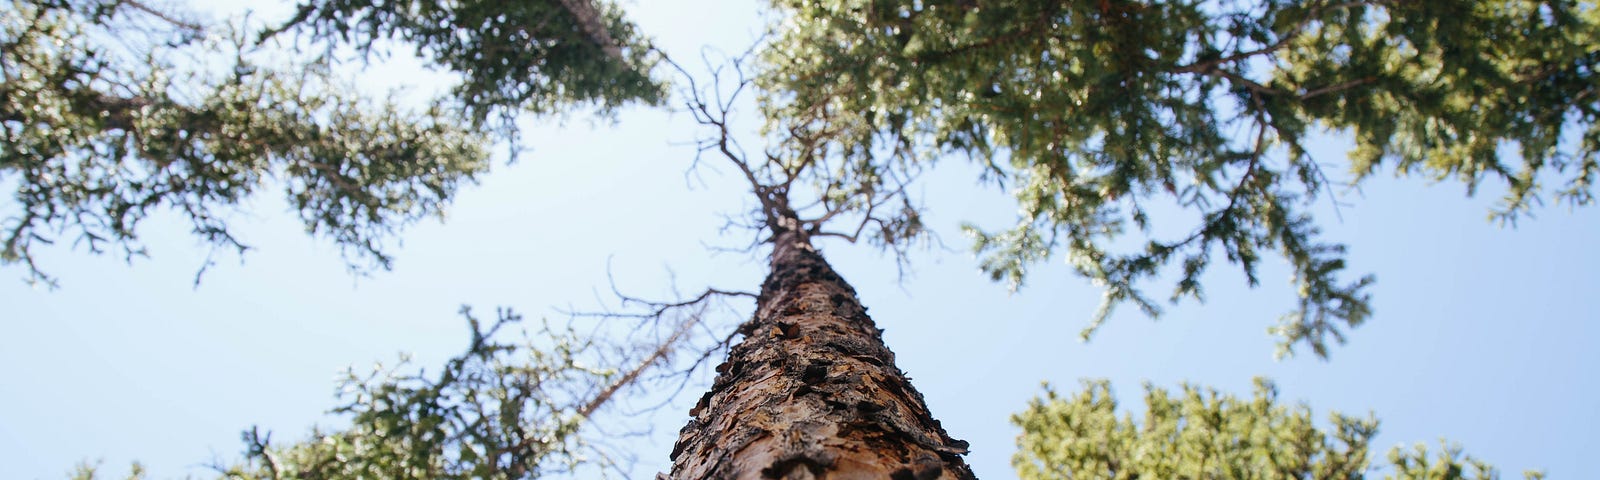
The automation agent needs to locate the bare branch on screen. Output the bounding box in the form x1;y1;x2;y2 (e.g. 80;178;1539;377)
118;0;205;32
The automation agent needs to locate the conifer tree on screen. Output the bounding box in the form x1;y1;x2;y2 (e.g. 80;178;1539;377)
7;0;1595;478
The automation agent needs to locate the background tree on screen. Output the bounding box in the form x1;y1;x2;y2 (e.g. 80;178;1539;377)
1013;379;1544;480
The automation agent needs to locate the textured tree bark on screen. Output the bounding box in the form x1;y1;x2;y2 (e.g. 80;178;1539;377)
667;227;976;479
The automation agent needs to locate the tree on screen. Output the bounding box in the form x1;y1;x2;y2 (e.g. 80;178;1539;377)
1012;379;1543;480
223;309;679;479
5;0;1595;478
658;141;978;477
71;310;631;479
0;0;663;285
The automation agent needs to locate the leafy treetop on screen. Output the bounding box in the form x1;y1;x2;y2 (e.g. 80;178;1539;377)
1013;378;1545;480
758;0;1600;357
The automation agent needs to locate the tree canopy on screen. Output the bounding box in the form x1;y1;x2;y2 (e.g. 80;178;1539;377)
758;0;1600;357
12;0;1593;356
1013;379;1543;480
1;0;663;286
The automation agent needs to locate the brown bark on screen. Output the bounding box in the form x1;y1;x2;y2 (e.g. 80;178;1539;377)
667;227;976;479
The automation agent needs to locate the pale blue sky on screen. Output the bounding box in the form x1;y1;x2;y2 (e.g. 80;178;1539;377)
3;1;1598;479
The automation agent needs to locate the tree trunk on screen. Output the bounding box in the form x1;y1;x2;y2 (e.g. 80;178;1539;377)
667;227;976;479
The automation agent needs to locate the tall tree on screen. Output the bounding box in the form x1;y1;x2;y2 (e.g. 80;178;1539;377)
6;0;1596;478
660;94;977;475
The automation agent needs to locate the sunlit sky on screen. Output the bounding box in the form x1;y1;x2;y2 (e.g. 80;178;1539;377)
4;1;1598;479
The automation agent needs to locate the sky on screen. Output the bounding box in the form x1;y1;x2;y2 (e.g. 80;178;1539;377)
4;1;1599;479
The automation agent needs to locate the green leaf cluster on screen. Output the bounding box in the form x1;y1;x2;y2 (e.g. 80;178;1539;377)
214;308;621;480
760;0;1600;357
271;0;667;124
1013;379;1544;480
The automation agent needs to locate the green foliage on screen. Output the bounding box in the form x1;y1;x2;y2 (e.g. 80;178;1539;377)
65;306;696;480
14;1;1580;478
760;0;1600;357
0;0;666;286
214;308;625;480
1012;379;1542;480
270;0;667;125
69;460;146;480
